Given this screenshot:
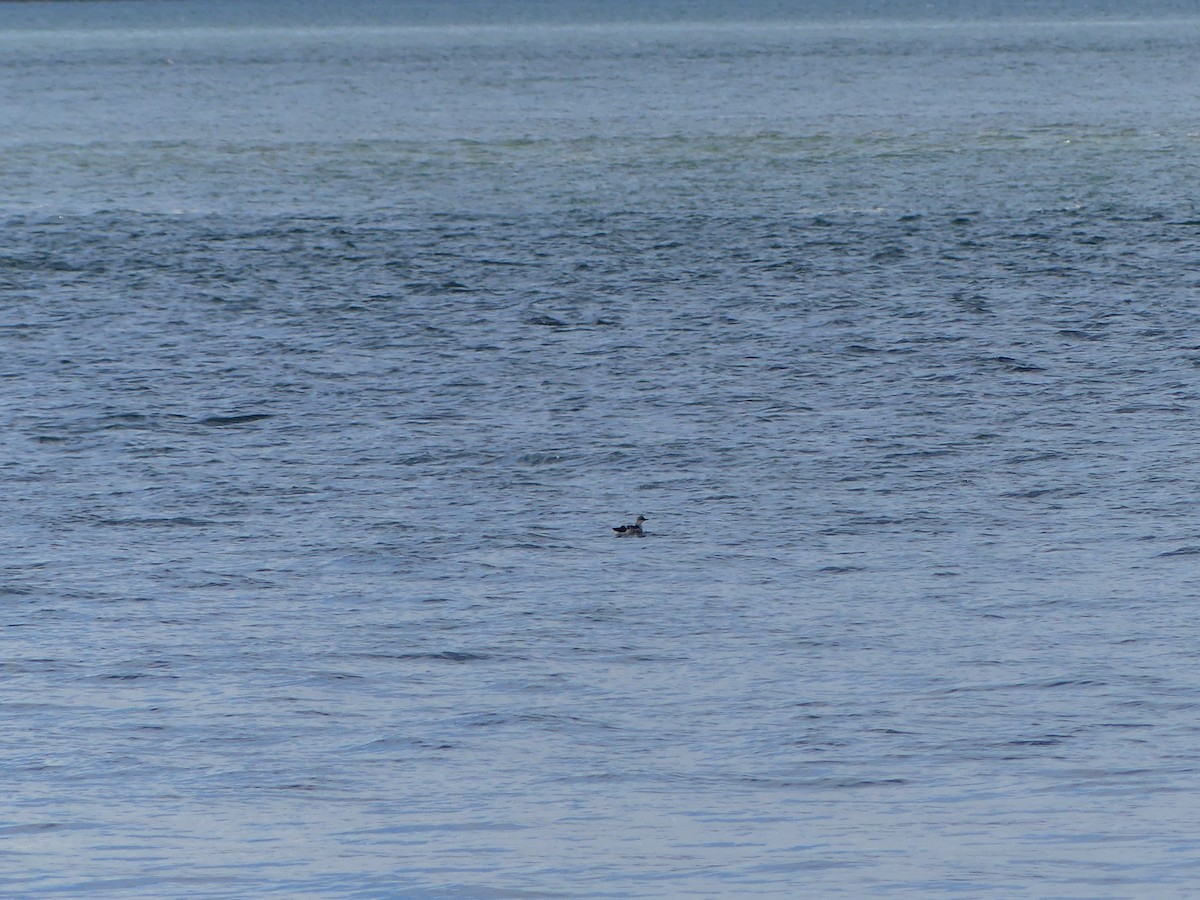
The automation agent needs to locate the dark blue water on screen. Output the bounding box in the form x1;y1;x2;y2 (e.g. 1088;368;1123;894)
4;2;1200;896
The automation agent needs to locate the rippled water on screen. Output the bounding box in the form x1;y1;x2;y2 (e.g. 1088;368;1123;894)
4;1;1200;896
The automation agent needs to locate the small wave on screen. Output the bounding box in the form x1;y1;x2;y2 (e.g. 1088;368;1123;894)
98;516;215;527
870;246;906;262
365;650;491;663
1157;546;1200;558
516;451;569;466
407;279;474;294
1003;734;1071;747
740;775;908;790
198;413;273;426
1000;487;1082;499
984;355;1047;373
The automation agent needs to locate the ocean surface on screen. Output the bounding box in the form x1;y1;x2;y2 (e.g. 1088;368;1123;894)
4;0;1200;895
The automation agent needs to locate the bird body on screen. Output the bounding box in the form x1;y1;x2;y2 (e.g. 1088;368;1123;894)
613;515;647;537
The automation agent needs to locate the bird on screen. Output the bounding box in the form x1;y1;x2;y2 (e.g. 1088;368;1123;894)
613;515;647;537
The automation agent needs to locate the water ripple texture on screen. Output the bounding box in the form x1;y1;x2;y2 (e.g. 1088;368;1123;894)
3;2;1200;897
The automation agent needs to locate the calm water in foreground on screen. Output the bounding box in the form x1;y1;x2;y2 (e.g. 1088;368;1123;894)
3;1;1200;895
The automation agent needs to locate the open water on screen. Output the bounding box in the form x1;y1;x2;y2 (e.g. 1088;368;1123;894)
3;0;1200;895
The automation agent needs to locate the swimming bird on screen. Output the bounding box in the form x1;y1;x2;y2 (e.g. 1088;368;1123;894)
613;515;647;537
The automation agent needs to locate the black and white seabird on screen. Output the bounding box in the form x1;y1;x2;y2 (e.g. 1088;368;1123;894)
613;515;647;537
